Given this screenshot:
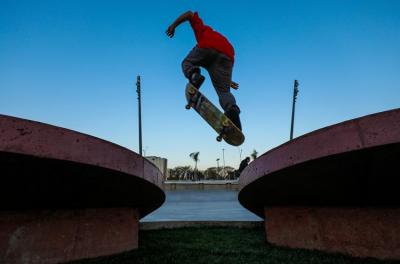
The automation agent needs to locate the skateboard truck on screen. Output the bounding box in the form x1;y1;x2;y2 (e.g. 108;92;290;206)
185;87;198;110
216;120;232;142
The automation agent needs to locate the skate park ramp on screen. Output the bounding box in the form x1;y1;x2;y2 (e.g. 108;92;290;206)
238;108;400;259
0;114;165;263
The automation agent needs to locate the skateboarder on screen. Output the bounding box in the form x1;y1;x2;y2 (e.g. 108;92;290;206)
237;157;250;177
166;10;242;130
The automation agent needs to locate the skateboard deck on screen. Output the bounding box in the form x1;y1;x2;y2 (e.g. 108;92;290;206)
185;83;245;146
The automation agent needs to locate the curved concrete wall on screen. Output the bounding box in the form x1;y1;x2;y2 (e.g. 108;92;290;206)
0;114;165;263
239;108;400;217
238;108;400;259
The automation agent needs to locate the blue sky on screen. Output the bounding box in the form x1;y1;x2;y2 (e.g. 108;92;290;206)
1;0;399;170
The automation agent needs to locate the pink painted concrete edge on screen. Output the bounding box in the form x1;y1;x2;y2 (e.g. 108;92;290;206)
239;108;400;189
0;114;165;218
0;114;163;188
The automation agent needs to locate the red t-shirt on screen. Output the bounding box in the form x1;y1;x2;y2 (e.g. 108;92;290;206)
189;12;235;62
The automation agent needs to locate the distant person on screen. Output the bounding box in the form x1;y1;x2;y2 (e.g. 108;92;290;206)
166;10;242;130
237;157;250;177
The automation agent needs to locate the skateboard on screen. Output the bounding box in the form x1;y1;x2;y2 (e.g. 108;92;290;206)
185;83;245;146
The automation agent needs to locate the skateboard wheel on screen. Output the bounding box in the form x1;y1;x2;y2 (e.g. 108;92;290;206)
185;104;191;109
216;135;223;142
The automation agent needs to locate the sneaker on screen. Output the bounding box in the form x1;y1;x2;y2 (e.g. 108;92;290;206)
225;106;242;131
190;72;205;89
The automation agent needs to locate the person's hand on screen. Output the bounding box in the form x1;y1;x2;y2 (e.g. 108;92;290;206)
166;25;175;38
230;81;239;90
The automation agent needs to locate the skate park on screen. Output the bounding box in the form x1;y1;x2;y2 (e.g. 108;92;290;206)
2;1;400;263
1;108;399;263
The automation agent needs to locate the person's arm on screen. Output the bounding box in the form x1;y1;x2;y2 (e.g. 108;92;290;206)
166;11;194;38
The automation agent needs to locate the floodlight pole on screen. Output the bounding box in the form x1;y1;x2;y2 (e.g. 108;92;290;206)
290;80;299;140
222;148;226;174
136;75;143;156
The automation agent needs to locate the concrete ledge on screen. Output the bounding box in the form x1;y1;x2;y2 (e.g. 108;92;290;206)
238;108;400;260
0;115;165;264
239;108;400;217
140;221;263;230
0;114;165;217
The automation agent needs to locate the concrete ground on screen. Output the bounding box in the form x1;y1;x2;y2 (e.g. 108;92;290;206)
141;187;262;222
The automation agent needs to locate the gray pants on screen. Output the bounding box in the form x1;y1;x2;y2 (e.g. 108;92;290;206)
182;47;239;112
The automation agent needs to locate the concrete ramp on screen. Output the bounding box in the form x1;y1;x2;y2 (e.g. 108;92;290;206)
239;108;400;259
0;115;165;264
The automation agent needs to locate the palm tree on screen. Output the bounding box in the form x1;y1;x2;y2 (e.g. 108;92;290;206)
251;149;258;160
170;166;191;180
189;152;200;180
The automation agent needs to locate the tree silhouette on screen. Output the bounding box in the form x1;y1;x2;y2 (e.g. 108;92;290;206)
169;166;191;180
251;149;258;160
189;152;200;180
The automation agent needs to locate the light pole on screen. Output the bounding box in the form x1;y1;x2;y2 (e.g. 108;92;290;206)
136;75;143;156
290;80;299;140
238;148;242;166
216;158;220;180
222;148;226;178
222;149;226;169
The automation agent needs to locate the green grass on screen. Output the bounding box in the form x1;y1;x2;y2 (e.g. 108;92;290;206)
67;227;398;264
